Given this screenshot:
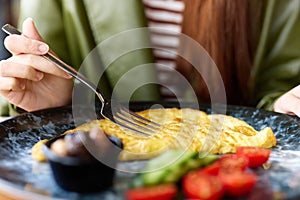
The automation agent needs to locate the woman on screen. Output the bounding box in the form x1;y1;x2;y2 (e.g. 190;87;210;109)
1;0;300;116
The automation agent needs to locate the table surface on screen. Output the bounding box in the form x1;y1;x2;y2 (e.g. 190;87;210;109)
0;117;16;199
0;103;300;200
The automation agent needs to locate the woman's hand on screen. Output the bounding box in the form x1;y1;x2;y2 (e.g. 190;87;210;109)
0;18;73;112
273;85;300;117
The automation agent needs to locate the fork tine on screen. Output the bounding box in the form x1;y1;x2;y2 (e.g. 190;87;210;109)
113;114;153;136
120;112;159;131
113;108;160;135
119;107;160;129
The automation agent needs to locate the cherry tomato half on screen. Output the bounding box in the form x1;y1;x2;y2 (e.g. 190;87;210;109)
125;184;177;200
219;171;257;197
236;146;271;168
183;171;224;200
198;161;221;176
218;154;249;172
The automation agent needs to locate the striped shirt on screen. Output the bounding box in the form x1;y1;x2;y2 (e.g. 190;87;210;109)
142;0;185;100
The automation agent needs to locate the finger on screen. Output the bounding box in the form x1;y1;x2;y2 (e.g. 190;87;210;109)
0;77;25;91
4;18;48;55
0;60;44;81
274;93;300;116
292;107;300;117
290;85;300;98
4;35;49;56
287;94;300;117
274;85;300;117
7;54;72;79
22;17;44;41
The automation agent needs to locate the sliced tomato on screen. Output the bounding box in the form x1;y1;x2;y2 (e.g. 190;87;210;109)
198;161;221;176
219;171;257;197
125;184;177;200
236;146;271;168
183;171;224;200
218;154;249;172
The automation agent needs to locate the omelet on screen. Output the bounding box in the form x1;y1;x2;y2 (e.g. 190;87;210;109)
32;108;276;161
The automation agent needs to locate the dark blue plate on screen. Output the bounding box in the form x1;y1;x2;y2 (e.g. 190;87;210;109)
0;102;299;200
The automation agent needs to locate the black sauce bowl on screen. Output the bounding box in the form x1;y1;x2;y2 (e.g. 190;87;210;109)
42;132;123;193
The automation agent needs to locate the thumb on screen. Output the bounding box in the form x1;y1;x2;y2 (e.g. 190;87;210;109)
22;18;44;42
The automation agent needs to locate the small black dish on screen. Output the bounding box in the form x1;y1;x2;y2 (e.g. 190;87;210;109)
42;131;123;193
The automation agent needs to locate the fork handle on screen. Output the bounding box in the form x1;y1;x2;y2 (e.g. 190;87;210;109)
2;24;106;103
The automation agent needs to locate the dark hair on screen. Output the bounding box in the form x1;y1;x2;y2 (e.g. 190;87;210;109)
176;0;263;105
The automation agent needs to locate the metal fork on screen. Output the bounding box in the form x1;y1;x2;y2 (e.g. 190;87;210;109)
2;24;160;136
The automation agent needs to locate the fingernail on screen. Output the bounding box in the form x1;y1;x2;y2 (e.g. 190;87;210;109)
65;73;72;78
36;71;44;80
38;43;49;53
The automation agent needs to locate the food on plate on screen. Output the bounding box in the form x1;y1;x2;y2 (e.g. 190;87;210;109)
125;183;178;200
182;170;225;200
31;139;48;162
46;128;123;161
50;131;95;160
236;146;271;168
42;128;123;193
215;154;249;174
219;170;257;197
32;108;276;161
132;150;218;187
127;147;271;199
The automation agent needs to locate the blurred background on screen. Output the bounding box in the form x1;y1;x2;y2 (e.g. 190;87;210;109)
0;0;19;60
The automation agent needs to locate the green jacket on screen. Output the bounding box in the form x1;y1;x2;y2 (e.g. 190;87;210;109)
252;0;300;110
1;0;300;116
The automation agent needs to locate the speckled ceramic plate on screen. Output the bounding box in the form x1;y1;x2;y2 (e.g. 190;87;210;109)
0;102;299;200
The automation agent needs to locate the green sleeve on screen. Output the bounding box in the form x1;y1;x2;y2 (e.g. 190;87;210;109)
0;95;24;116
83;0;162;101
251;0;300;111
0;95;9;116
